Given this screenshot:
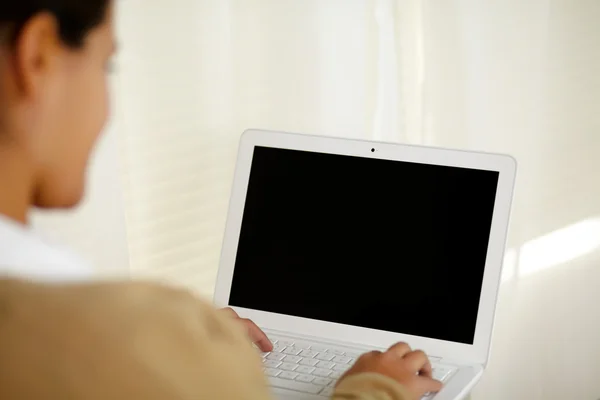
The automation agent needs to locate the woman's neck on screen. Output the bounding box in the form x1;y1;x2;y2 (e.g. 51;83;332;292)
0;144;34;224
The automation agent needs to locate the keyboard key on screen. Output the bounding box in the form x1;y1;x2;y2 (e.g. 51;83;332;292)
296;366;315;374
263;360;282;368
278;371;299;380
274;339;295;347
294;341;312;349
433;365;454;381
316;361;335;369
299;358;319;367
284;355;302;364
267;353;286;361
264;368;281;377
280;362;298;371
313;377;333;386
315;353;335;361
344;352;361;358
311;345;329;352
320;387;335;396
296;374;314;383
283;347;302;355
330;371;343;379
299;350;319;358
313;368;332;377
332;356;352;364
272;344;286;353
333;364;351;372
269;377;322;394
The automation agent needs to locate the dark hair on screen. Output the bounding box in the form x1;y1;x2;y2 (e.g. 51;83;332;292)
0;0;110;48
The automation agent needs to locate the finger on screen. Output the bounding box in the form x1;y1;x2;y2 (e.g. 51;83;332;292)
221;307;239;318
360;350;383;360
413;375;444;396
385;342;412;359
353;350;381;365
403;350;433;377
241;318;273;352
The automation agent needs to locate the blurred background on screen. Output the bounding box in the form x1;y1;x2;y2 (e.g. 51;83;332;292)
31;0;600;399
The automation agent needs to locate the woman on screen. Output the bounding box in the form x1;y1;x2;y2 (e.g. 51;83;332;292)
0;1;442;399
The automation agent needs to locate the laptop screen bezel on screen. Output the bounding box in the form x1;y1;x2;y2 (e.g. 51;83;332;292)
214;129;516;365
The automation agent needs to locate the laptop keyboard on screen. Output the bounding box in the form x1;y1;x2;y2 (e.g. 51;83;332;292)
261;334;456;398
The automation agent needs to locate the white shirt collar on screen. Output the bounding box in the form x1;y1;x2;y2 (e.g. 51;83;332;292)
0;214;92;282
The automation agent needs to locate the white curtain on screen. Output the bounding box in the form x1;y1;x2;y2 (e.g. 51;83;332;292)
110;0;599;296
113;0;414;295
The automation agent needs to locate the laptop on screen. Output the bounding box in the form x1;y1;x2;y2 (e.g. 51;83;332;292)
214;129;517;400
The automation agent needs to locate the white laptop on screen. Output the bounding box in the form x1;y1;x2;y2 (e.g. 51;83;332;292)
214;129;517;400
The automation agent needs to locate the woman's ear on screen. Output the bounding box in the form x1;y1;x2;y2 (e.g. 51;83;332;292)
11;12;64;98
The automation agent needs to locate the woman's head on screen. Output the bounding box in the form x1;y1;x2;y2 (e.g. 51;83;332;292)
0;0;114;214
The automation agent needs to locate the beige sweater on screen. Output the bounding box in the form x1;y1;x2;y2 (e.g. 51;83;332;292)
0;279;412;400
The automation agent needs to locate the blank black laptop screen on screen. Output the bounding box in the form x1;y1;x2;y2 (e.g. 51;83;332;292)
229;146;499;345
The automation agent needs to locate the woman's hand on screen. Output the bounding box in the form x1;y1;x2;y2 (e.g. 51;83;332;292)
220;307;273;352
340;342;443;400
